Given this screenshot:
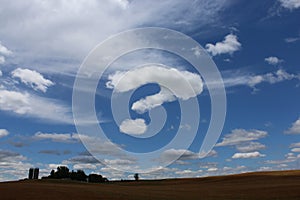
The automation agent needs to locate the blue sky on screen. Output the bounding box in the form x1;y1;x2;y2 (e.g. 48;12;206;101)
0;0;300;181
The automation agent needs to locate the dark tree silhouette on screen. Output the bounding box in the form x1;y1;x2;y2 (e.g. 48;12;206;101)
44;165;108;183
56;166;70;179
134;173;139;181
70;170;87;181
50;169;55;178
88;174;108;183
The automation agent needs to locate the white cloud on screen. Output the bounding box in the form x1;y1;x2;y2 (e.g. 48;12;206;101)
285;118;300;134
0;129;9;138
290;142;300;148
291;148;300;152
0;70;2;76
0;149;32;181
119;118;147;135
205;34;241;56
33;132;80;143
0;56;5;65
104;159;135;166
0;0;228;73
131;87;176;114
175;169;203;177
216;129;268;147
0;89;72;123
285;37;300;43
264;56;283;65
279;0;300;9
219;69;299;89
207;167;218;172
64;156;99;165
265;152;298;165
232;151;265;159
73;163;97;170
11;68;54;92
106;65;203;113
160;148;217;162
0;42;12;56
236;142;266;153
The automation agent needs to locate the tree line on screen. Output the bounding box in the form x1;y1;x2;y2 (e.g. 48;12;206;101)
43;166;108;183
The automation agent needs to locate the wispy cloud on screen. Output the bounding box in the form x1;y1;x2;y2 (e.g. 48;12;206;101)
38;150;71;156
0;89;72;124
285;36;300;43
216;69;300;90
0;0;228;73
216;129;268;147
33;132;80;143
159;148;217;163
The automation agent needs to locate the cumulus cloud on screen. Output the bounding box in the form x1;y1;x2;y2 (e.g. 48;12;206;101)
290;142;300;148
11;68;54;92
291;148;300;152
264;56;283;65
205;34;241;56
0;70;2;76
285;118;300;134
0;56;5;65
279;0;300;9
0;129;9;138
0;42;12;56
236;142;266;153
106;65;203;113
216;129;268;147
119;118;147;135
232;151;265;159
131;87;176;114
0;42;12;65
0;89;72;123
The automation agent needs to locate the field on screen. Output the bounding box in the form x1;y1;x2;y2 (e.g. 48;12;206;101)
1;170;300;200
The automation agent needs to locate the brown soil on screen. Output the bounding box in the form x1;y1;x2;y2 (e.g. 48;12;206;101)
1;170;300;200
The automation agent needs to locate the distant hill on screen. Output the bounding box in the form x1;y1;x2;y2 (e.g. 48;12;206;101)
1;170;300;200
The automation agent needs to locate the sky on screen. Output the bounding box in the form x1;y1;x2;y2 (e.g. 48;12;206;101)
0;0;300;181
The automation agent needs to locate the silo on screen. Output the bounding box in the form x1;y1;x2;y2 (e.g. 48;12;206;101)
28;168;34;179
33;168;39;179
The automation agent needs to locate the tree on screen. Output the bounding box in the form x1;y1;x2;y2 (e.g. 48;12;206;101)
50;169;55;178
70;170;87;181
56;166;70;179
134;173;139;181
